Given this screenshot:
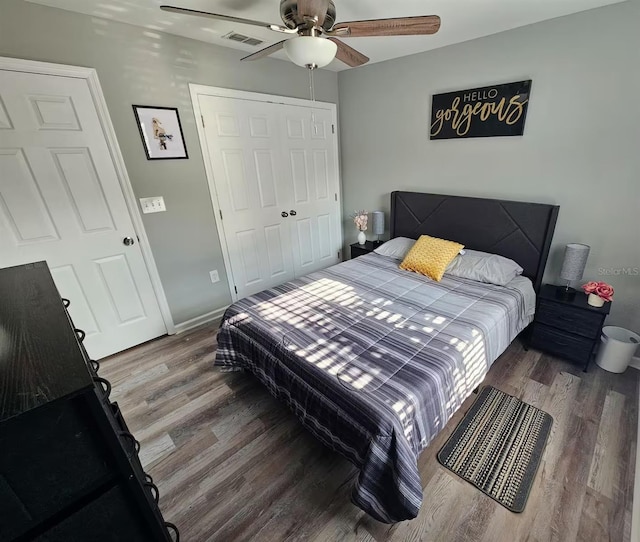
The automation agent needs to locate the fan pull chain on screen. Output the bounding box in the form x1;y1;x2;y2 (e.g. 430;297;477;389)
308;67;318;134
308;67;316;103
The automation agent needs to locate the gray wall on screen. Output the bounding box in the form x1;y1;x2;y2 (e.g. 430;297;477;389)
338;1;640;334
0;0;339;325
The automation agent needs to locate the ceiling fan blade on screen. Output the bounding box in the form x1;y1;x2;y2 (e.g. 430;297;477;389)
241;40;287;61
328;15;441;37
298;0;330;26
328;38;369;67
160;5;296;34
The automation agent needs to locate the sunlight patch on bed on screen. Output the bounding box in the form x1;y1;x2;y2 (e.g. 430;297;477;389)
338;364;381;390
226;312;251;326
247;277;475;397
254;278;364;332
391;399;417;438
445;328;488;413
422;313;448;328
283;335;353;376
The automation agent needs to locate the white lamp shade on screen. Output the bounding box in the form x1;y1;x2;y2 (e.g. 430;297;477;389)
372;211;384;235
283;36;337;68
560;243;590;281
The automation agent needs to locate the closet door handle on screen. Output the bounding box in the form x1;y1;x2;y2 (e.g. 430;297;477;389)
281;211;289;218
290;210;297;216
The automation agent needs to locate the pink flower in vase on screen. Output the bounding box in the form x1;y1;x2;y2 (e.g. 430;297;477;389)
582;281;614;302
351;210;368;232
582;281;599;294
595;282;614;302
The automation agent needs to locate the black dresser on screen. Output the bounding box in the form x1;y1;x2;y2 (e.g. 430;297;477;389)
0;262;178;541
529;284;611;371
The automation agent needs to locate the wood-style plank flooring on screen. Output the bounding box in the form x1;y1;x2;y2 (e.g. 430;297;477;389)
101;323;638;541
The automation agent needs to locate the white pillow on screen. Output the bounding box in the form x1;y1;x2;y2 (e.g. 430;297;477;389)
373;237;416;259
445;249;523;286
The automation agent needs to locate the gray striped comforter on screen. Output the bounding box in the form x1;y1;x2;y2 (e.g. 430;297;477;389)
215;252;534;523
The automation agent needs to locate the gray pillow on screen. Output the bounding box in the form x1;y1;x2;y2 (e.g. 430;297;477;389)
374;237;466;260
373;237;416;259
446;249;523;286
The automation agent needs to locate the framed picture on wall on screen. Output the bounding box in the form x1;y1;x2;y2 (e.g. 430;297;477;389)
132;105;188;160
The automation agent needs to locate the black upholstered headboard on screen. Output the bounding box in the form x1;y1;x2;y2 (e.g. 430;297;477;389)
390;191;559;291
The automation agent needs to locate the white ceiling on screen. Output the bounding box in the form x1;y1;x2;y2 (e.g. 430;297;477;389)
26;0;625;71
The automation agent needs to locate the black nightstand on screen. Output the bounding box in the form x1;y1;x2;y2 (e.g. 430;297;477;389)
350;241;377;258
529;284;611;371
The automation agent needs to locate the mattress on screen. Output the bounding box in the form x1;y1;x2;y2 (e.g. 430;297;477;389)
215;252;535;522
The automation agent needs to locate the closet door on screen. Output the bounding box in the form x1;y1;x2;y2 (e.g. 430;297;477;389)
197;91;342;301
199;95;295;299
279;104;341;277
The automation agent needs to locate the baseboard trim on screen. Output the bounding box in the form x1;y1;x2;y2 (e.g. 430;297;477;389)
630;357;640;371
174;306;228;334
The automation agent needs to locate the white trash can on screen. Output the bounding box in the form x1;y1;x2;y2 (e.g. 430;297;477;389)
595;326;640;373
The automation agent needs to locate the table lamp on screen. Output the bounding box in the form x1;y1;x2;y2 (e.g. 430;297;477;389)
372;211;385;246
557;243;590;300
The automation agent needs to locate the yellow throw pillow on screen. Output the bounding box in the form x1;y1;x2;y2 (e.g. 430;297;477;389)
399;235;465;281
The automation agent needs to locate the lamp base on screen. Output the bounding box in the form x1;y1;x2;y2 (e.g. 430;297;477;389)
555;285;577;301
372;234;385;247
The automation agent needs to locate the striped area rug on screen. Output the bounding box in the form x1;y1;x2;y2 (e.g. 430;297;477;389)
437;386;553;513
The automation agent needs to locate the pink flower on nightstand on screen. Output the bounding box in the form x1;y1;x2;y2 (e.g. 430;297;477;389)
582;281;614;302
582;281;599;294
595;283;614;302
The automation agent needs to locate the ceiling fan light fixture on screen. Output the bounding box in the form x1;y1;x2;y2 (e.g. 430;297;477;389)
283;36;337;68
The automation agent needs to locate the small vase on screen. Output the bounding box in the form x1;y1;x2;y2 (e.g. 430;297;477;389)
587;293;605;307
357;231;366;245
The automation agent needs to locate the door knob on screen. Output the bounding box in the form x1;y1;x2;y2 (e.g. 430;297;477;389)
281;211;289;218
290;210;297;216
123;236;135;246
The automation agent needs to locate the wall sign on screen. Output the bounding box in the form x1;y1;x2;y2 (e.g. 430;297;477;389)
430;80;531;140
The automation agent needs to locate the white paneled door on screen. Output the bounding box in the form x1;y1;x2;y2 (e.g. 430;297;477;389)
200;97;296;296
199;93;341;300
0;68;166;359
279;105;339;278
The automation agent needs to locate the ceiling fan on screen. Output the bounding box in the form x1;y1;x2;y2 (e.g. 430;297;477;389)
160;1;441;69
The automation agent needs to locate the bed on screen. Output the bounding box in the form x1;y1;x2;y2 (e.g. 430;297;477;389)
215;191;559;523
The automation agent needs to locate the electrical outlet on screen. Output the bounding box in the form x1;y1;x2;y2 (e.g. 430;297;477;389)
139;196;166;214
209;270;220;284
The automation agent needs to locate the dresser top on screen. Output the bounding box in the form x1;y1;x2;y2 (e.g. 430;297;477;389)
0;262;93;423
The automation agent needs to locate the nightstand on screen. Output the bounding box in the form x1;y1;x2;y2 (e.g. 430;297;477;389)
529;284;611;371
350;241;377;258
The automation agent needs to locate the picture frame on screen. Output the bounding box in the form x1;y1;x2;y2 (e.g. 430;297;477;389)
132;105;188;160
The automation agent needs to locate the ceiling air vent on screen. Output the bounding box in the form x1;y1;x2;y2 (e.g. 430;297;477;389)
222;32;264;47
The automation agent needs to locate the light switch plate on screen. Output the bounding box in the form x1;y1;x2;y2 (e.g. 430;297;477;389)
209;270;220;284
139;196;166;214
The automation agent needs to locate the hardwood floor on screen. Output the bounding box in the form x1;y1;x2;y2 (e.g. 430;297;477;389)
101;323;638;541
